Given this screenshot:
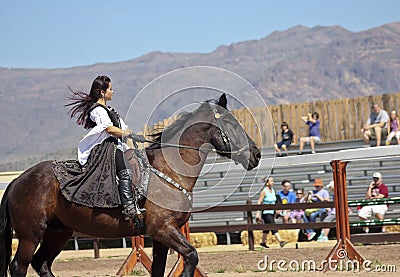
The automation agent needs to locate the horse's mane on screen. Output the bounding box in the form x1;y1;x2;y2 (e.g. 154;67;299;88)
147;102;211;150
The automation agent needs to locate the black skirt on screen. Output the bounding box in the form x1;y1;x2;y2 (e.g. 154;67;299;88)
52;137;121;208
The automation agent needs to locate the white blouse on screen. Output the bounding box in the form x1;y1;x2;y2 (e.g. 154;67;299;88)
78;106;129;165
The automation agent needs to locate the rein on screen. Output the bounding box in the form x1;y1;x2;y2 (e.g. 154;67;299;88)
144;103;250;157
143;139;249;157
142;103;250;203
143;141;249;205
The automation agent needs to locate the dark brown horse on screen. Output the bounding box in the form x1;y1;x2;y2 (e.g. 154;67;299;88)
0;94;261;277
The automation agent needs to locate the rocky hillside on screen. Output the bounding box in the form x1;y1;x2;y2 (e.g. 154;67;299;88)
1;22;400;170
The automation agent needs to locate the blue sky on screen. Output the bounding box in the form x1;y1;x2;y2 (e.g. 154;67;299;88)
1;0;399;69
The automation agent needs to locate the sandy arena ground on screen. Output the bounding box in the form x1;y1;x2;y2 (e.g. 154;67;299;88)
24;241;400;276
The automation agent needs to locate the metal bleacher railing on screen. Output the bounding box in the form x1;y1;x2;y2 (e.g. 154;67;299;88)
189;143;400;235
3;140;400;257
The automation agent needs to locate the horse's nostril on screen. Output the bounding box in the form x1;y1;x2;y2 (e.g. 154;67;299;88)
256;152;261;159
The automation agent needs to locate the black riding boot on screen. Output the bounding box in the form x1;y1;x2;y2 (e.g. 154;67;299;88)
117;169;146;220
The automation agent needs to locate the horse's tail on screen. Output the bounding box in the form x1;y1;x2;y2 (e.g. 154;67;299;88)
0;185;12;277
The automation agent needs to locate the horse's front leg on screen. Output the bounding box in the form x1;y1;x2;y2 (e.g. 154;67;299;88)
150;224;198;277
151;239;169;277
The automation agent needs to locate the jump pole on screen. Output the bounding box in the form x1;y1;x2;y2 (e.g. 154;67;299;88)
116;235;152;276
117;222;207;276
323;160;365;272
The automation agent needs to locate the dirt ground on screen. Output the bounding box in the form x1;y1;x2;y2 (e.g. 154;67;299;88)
26;242;400;276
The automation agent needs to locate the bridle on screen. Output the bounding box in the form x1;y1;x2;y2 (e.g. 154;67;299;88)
142;103;251;204
210;103;232;154
144;103;250;158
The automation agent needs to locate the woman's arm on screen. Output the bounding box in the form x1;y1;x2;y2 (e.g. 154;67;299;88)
300;195;308;203
292;134;297;144
307;113;316;123
255;190;266;220
105;126;132;138
90;107;131;138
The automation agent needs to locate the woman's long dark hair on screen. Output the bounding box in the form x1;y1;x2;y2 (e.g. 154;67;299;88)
66;75;111;129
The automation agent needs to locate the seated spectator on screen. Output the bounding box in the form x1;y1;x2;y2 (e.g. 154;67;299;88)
302;179;329;240
385;110;400;146
361;103;389;147
317;181;335;242
289;188;307;223
255;177;287;248
274;122;296;157
298;112;321;154
358;172;389;233
276;179;296;223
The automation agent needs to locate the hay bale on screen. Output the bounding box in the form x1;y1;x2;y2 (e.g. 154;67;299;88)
386;225;400;232
241;230;299;246
189;232;217;248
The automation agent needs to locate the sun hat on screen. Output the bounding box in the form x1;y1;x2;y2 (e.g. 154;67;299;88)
373;172;382;179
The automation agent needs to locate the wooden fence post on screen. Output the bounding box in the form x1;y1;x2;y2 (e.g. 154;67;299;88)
246;199;255;251
93;238;100;259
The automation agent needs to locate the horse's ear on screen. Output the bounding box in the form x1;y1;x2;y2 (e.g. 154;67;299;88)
217;94;227;109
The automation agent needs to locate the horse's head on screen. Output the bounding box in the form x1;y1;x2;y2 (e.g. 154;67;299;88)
147;93;261;171
208;94;261;170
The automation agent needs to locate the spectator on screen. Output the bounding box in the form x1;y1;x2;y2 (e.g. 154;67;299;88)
317;181;335;242
298;112;321;154
289;188;307;223
361;103;389;147
255;177;287;248
302;179;329;240
274;122;296;157
358;172;389;233
276;179;297;223
385;110;400;146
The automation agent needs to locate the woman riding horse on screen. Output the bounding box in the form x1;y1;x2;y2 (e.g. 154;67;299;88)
58;75;146;219
0;92;261;277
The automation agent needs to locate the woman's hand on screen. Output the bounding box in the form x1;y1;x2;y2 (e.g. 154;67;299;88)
122;129;132;137
106;126;132;138
255;211;263;224
129;133;146;143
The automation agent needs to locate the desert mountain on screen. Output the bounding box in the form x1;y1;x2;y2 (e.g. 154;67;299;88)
1;22;400;170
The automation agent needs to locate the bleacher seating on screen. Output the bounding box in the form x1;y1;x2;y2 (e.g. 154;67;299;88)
190;142;400;230
1;141;399;235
